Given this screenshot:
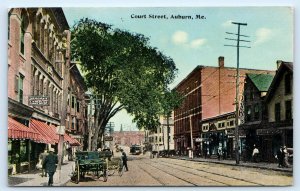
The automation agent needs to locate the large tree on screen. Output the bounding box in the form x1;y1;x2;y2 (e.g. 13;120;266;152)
71;18;178;150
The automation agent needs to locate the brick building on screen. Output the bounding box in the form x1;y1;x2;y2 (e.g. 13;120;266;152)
8;8;80;174
173;56;275;157
112;131;145;147
65;64;87;148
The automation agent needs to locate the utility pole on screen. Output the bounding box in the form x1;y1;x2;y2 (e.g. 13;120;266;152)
57;30;71;183
225;22;250;165
189;115;193;159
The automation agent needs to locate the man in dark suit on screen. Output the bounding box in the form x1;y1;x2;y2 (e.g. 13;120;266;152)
43;147;58;186
121;149;128;171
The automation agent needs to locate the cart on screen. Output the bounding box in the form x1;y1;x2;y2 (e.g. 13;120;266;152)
71;151;108;184
107;157;124;176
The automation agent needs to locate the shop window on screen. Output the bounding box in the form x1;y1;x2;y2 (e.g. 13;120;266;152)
19;141;27;163
275;103;281;122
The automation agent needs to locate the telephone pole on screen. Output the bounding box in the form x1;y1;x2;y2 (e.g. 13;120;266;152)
225;22;250;164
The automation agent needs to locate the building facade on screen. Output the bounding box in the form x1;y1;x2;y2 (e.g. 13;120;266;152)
263;61;293;162
65;64;87;148
240;72;274;161
8;8;79;174
148;115;175;154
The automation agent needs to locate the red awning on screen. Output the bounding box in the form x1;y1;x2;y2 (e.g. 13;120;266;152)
30;119;81;146
8;117;42;142
30;119;57;145
62;130;81;146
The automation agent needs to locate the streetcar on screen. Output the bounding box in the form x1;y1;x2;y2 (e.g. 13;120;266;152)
130;145;143;155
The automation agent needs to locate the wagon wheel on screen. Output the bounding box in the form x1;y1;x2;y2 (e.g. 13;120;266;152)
107;166;115;176
76;162;80;184
118;160;124;177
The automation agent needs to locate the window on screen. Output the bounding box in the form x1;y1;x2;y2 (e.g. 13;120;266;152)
71;96;75;108
8;12;11;40
275;103;281;122
254;104;260;120
72;117;76;129
285;73;292;95
20;14;25;55
18;74;24;103
250;87;254;101
77;101;80;112
285;100;292;120
246;106;252;121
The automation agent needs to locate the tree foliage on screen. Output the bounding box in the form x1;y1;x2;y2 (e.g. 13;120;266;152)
71;18;179;150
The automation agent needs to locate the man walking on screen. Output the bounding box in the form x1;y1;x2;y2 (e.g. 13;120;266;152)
121;149;128;171
43;148;58;186
40;149;48;177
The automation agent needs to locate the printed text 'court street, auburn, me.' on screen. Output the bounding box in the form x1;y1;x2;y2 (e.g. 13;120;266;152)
130;14;206;20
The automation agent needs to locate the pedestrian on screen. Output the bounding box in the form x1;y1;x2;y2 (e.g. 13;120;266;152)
282;146;289;168
217;146;222;160
276;146;283;168
43;147;58;186
121;149;128;171
40;149;48;177
252;145;259;163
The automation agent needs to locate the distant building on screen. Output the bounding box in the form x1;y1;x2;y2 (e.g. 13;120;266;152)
148;114;174;153
113;130;145;147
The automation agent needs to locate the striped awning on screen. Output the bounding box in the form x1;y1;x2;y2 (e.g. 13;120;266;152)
8;117;42;142
30;119;81;146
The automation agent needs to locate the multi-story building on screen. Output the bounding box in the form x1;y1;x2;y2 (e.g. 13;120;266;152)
65;63;87;148
148;115;174;153
240;72;274;161
173;56;275;157
262;61;293;162
113;130;145;147
8;8;79;174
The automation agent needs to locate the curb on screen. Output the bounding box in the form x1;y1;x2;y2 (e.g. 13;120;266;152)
170;157;293;173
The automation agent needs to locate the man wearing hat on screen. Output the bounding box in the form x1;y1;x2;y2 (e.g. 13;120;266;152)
43;147;58;186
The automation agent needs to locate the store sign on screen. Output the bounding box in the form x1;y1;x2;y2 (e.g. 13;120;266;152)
28;96;50;106
256;129;282;135
104;136;113;141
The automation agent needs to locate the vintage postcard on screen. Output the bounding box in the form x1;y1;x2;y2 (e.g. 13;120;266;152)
7;6;293;187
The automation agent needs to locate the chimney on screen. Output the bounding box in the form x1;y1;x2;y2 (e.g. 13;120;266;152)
276;60;282;69
218;56;224;68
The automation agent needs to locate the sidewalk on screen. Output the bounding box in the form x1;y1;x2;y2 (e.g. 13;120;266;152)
8;161;74;187
169;156;293;173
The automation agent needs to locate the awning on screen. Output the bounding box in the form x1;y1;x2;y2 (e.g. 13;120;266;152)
30;119;81;146
8;117;41;142
63;131;81;146
30;119;57;145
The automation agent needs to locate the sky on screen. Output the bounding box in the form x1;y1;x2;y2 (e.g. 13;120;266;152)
63;7;293;131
